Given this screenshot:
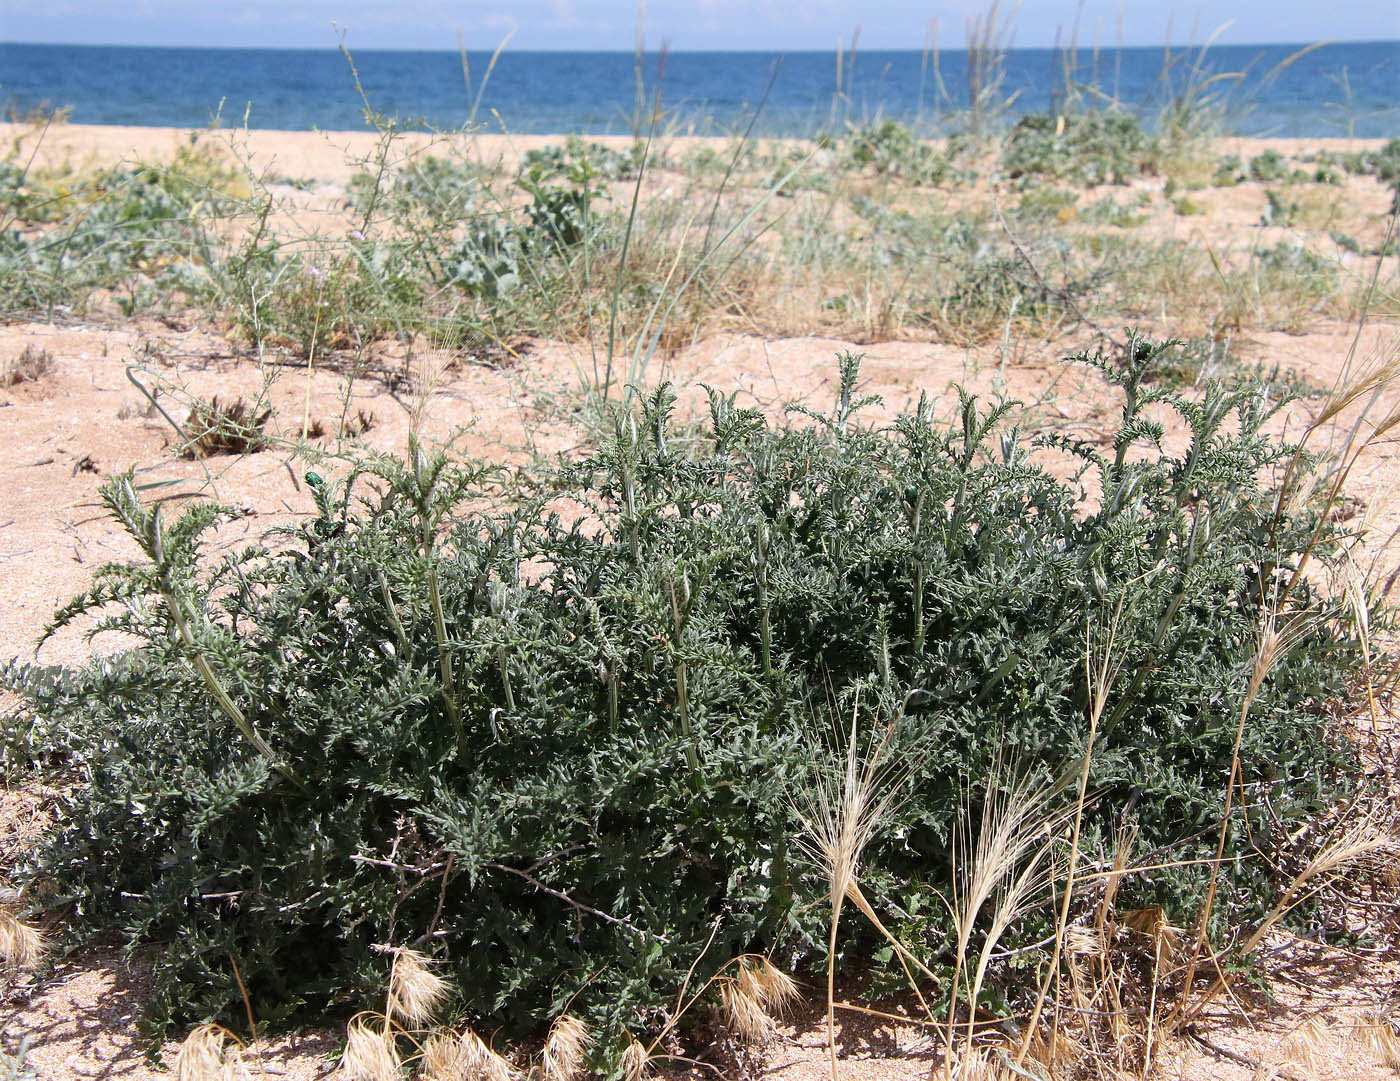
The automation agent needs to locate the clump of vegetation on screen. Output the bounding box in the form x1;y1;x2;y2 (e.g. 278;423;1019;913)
1;345;52;386
1211;154;1246;187
3;345;1376;1062
1249;149;1290;183
0;145;238;319
521;136;644;183
1262;188;1301;227
1080;193;1147;227
1014;187;1079;223
1308;139;1400;183
181;395;272;457
1003;110;1157;186
846;120;950;184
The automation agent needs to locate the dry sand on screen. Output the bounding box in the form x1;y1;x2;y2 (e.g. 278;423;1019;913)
2;123;1398;1080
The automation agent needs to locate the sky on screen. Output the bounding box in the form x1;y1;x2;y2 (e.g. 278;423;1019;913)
2;0;1398;51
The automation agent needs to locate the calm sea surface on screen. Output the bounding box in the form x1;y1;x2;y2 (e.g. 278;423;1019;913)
0;41;1396;136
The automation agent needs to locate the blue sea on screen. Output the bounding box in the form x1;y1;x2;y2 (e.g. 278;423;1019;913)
0;41;1396;136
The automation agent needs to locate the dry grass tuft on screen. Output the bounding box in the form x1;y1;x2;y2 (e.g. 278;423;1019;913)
1283;1015;1331;1076
174;1023;252;1081
1120;906;1180;961
0;907;44;971
421;1032;469;1081
420;1024;520;1081
341;1015;401;1081
541;1015;591;1081
735;955;799;1015
720;979;775;1043
2;344;53;386
620;1037;649;1081
459;1028;516;1081
1022;1028;1085;1077
1354;1013;1400;1070
952;1047;1017;1080
387;947;450;1026
718;953;801;1042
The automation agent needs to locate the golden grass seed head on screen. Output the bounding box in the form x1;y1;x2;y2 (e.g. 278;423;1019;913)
542;1015;591;1081
460;1028;516;1081
0;908;44;971
388;948;451;1026
342;1016;400;1081
736;956;799;1013
1065;925;1106;958
175;1023;249;1081
620;1038;649;1081
720;980;774;1043
421;1033;468;1081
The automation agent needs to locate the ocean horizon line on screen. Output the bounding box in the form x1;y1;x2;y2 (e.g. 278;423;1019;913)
4;39;1395;137
4;38;1399;54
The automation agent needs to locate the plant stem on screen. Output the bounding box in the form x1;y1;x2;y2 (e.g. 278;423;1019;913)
755;518;772;681
165;590;307;793
427;562;462;748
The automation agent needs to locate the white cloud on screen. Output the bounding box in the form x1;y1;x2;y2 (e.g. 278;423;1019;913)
549;0;580;27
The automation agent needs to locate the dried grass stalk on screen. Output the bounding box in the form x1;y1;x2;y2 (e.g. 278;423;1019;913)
460;1028;516;1081
342;1016;400;1081
388;947;450;1025
0;908;44;971
735;956;799;1015
790;701;922;1080
175;1023;251;1081
541;1015;591;1081
620;1037;649;1081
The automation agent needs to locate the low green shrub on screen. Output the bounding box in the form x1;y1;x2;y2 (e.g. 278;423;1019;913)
520;137;644;183
1249;149;1289;183
1262;188;1300;227
1212;154;1246;187
4;346;1367;1061
0;155;235;319
1014;188;1079;223
1003;110;1157;186
847;120;950;184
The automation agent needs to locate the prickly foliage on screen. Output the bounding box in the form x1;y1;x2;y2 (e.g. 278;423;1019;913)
2;344;1364;1054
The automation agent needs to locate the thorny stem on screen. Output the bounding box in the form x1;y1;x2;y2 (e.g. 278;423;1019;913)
164;587;307;793
755;518;773;681
670;576;700;776
911;489;926;655
427;561;461;747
